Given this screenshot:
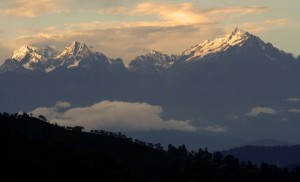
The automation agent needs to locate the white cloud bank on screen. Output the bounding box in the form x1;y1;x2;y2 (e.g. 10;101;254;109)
31;101;196;132
246;107;277;117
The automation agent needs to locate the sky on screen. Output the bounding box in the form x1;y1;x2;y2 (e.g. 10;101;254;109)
0;0;299;64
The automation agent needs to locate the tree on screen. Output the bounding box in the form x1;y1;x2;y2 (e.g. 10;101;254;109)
72;126;85;132
213;151;223;165
38;115;47;122
223;155;240;169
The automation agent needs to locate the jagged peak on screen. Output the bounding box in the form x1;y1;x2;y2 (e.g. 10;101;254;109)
70;41;87;48
231;27;246;35
69;41;90;52
226;27;251;40
180;28;255;61
13;45;36;55
150;50;161;54
58;41;92;59
12;45;43;63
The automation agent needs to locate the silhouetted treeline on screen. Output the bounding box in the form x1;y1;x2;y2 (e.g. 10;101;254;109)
1;112;300;182
0;112;142;182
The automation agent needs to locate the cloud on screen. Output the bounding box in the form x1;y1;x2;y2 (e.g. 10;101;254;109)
98;2;268;26
200;125;227;133
31;101;196;132
3;2;274;64
0;0;68;17
286;97;300;102
241;18;289;33
246;107;277;117
31;101;71;118
288;109;300;113
14;24;222;64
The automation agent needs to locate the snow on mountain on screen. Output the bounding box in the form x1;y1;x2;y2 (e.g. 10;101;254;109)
0;41;112;73
11;45;45;71
6;45;62;73
178;27;296;65
180;28;255;62
129;50;177;73
12;45;41;63
0;28;297;74
56;41;111;69
57;41;94;68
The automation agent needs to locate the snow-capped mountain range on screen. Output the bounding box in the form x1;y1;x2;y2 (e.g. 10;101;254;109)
0;28;297;74
0;28;293;73
0;41;116;73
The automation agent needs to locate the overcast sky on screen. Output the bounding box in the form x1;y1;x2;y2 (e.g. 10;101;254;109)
0;0;299;64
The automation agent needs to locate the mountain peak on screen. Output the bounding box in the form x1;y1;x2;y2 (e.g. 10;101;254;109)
150;50;161;54
68;41;91;55
12;45;37;61
57;41;92;60
11;45;45;70
129;50;177;72
227;27;250;40
231;27;245;35
70;41;86;48
180;28;253;61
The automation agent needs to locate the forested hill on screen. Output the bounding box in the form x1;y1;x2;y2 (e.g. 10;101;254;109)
1;112;300;182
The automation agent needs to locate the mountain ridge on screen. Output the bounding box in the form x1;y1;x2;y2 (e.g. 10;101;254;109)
1;28;297;74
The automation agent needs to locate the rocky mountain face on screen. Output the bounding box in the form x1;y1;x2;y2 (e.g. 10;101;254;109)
129;50;177;73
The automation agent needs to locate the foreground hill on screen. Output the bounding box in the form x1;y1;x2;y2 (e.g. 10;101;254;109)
2;112;300;182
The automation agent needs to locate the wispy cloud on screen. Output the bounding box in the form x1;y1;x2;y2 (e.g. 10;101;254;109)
31;101;196;132
2;2;281;64
14;24;222;64
242;18;289;33
246;107;277;117
0;0;68;17
286;97;300;102
288;109;300;113
98;2;268;27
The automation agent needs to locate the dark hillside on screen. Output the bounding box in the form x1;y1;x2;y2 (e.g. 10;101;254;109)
1;113;300;182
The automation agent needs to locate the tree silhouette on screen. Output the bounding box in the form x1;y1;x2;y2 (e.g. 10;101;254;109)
72;126;85;132
1;112;300;182
38;115;47;122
